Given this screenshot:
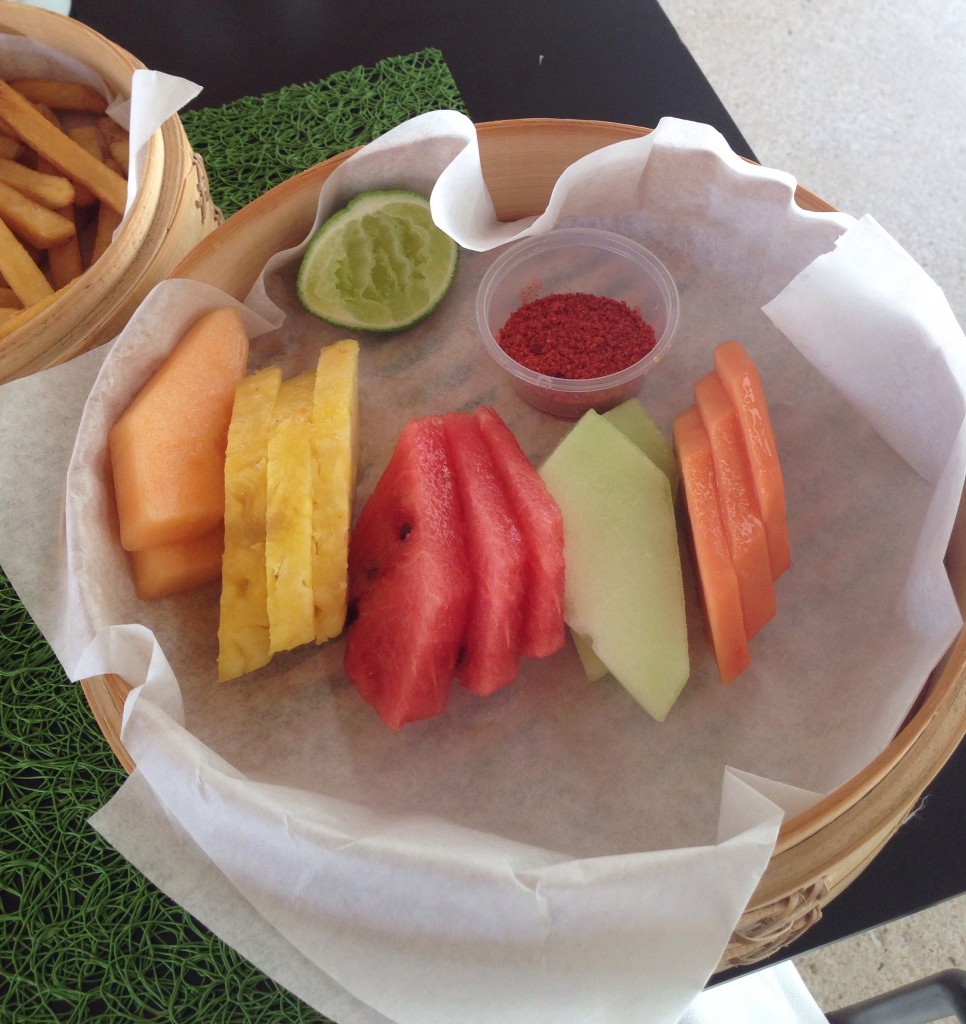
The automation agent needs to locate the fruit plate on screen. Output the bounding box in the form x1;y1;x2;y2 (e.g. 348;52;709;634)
78;118;966;971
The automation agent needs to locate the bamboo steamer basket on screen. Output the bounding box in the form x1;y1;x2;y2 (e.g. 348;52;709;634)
78;118;966;971
0;1;220;384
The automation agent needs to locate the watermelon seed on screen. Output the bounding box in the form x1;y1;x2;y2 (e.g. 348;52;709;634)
399;522;412;540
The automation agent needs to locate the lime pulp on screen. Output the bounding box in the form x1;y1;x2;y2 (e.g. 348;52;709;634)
296;190;459;333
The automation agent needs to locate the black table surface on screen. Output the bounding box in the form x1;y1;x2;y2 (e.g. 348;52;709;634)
65;0;966;979
71;0;756;159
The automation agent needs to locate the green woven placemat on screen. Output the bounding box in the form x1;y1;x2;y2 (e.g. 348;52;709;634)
182;46;468;219
1;47;466;1024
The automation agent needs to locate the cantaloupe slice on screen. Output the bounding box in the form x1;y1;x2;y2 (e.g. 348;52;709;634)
694;372;775;639
673;405;750;683
713;340;790;578
109;307;250;552
218;365;282;682
265;371;317;656
129;528;224;602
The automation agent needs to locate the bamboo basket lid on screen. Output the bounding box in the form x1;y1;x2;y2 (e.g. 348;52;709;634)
0;1;219;384
77;118;966;970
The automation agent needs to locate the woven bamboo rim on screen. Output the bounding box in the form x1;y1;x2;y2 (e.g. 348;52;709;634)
0;1;219;384
76;118;966;970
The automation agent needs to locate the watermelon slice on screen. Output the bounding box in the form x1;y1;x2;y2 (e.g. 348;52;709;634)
474;406;565;659
442;411;527;696
344;416;471;728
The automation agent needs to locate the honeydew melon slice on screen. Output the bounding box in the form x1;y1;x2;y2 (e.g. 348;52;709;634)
572;399;680;683
603;398;680;498
539;411;690;722
573;630;610;682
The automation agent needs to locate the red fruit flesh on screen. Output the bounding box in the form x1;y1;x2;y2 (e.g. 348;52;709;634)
442;411;527;696
474;406;565;658
344;416;472;728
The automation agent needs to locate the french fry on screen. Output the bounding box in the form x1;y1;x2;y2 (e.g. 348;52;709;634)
91;201;122;264
0;179;76;249
67;122;105;157
0;157;75;209
0;215;54;306
9;78;108;114
64;123;103;207
96;115;129;175
0;134;21;160
0;80;127;213
36;155;85;286
0;73;132;340
32;101;60;126
46;205;84;288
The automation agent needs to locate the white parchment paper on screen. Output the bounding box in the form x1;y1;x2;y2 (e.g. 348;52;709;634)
2;111;965;1024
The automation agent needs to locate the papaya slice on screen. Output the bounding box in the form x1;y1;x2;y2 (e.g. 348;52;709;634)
673;406;750;683
694;372;775;639
713;340;790;578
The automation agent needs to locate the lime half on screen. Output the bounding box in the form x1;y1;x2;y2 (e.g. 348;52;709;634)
296;190;460;333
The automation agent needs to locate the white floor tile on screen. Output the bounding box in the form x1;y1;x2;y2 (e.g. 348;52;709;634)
658;0;966;1012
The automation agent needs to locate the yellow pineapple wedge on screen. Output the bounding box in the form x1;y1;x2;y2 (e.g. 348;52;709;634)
217;366;282;682
310;339;360;642
265;370;317;655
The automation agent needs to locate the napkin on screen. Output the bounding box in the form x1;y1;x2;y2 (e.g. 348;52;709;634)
1;110;964;1024
680;961;829;1023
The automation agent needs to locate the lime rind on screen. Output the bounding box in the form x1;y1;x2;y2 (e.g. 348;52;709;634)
296;189;460;333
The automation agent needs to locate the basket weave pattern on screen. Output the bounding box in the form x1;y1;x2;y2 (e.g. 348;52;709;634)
721;880;829;969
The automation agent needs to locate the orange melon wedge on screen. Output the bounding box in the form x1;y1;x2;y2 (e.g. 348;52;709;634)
694;372;776;639
713;340;790;578
128;528;224;601
673;406;750;683
109;307;249;552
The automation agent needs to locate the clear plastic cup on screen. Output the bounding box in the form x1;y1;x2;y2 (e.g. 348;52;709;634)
475;227;679;418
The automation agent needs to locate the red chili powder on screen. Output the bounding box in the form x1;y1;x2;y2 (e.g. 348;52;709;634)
497;291;656;379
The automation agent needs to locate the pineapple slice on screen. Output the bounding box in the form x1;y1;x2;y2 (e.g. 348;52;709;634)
265;370;317;655
217;366;281;682
310;339;360;642
216;339;360;679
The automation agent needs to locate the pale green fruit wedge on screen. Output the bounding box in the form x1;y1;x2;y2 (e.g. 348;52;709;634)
573;630;610;682
296;190;459;333
603;398;680;498
572;398;680;682
540;411;690;722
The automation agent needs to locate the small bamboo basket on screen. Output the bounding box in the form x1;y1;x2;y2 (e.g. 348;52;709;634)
0;1;220;384
77;118;966;970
